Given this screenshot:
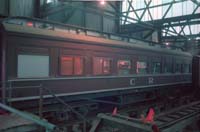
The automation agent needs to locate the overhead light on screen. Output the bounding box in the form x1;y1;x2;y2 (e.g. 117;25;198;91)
100;0;105;5
165;42;169;46
188;38;191;40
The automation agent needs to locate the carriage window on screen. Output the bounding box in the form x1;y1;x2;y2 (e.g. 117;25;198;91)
61;56;73;75
74;57;84;75
18;55;49;78
60;56;83;75
136;61;147;74
117;60;131;75
93;57;112;75
151;62;161;74
189;64;192;73
183;64;189;73
175;63;181;73
164;63;172;73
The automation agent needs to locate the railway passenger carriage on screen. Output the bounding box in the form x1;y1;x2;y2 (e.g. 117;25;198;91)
0;17;193;110
193;55;200;91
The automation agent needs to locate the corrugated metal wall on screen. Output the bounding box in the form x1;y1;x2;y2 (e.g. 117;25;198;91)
0;0;35;17
0;0;7;16
44;2;117;33
103;16;116;33
86;12;102;31
10;0;35;17
0;0;117;33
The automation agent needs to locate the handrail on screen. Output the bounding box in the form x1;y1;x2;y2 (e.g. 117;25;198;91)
42;86;89;132
1;80;89;132
0;103;58;132
3;82;43;106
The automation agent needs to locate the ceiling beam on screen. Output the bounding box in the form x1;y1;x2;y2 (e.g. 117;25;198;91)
163;20;200;28
191;0;200;6
122;0;187;13
162;1;174;19
139;0;152;21
121;13;200;33
162;33;200;39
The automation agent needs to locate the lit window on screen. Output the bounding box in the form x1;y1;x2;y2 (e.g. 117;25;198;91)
93;57;112;75
136;61;147;74
74;56;83;75
60;56;73;75
117;60;131;75
103;58;111;74
60;56;84;76
17;55;49;78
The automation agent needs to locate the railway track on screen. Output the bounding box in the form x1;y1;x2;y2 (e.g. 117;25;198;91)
156;101;200;132
89;100;200;132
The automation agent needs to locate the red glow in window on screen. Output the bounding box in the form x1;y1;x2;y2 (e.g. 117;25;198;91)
60;56;73;75
93;57;111;75
60;56;84;76
27;22;33;27
74;57;83;75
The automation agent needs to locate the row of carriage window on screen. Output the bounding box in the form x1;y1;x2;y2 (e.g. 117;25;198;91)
17;54;191;78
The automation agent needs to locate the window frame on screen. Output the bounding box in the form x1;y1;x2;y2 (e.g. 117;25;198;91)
16;47;50;78
93;56;113;76
175;62;182;73
117;59;131;75
136;61;148;74
163;57;173;73
151;61;161;74
136;56;148;74
59;55;85;76
182;63;190;73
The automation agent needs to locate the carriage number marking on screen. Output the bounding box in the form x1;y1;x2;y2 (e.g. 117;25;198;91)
130;78;136;86
148;77;154;84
